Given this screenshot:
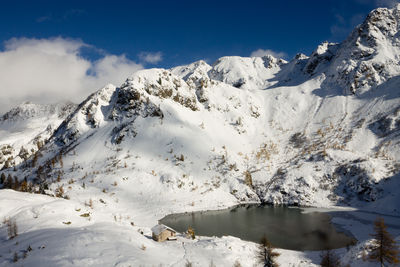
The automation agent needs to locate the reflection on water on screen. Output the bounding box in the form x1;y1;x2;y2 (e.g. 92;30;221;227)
160;205;356;251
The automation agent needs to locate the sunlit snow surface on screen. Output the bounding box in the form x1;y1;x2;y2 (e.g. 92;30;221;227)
1;4;400;266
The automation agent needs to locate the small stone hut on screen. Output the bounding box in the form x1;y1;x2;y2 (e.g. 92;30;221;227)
151;224;177;242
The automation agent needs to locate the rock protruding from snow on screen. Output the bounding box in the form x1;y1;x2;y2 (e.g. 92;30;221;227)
110;69;199;120
52;84;117;146
304;42;339;75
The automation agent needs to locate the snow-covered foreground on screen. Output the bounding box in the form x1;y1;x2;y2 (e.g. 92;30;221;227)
0;190;258;266
1;4;400;266
1;190;399;266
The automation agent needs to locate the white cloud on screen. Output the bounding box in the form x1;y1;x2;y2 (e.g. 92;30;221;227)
0;37;143;113
250;49;287;59
138;51;163;64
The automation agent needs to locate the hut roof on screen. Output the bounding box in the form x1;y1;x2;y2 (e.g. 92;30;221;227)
151;224;176;235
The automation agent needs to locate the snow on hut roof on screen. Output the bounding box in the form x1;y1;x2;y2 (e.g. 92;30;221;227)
151;224;176;235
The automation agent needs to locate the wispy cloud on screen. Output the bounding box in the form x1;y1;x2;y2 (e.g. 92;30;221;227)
36;15;52;23
138;51;163;64
330;13;365;41
250;49;287;59
35;9;85;23
0;37;143;113
354;0;399;8
63;9;85;19
375;0;399;7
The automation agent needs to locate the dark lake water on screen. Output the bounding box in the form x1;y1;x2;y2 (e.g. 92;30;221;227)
160;205;357;251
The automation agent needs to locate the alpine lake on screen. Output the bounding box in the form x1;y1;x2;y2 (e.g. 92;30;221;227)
160;204;357;251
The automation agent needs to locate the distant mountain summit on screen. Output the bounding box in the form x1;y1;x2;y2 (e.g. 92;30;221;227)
0;101;76;122
284;4;400;95
0;102;76;170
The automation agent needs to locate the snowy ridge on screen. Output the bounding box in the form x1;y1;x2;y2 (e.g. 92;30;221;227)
1;4;400;267
290;4;400;95
0;102;76;170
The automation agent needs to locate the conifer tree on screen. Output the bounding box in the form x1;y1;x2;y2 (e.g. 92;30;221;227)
20;178;28;192
5;174;13;189
320;249;341;267
12;176;19;190
0;172;5;184
258;235;280;267
368;217;399;267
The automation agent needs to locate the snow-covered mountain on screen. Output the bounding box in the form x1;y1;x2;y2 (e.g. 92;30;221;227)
0;102;76;170
1;4;400;267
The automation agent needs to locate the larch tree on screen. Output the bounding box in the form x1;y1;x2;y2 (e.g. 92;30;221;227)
258;235;280;267
368;217;399;267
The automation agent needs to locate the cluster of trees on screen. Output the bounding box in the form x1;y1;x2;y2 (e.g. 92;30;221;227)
0;151;66;197
257;217;398;267
0;173;33;192
319;217;398;267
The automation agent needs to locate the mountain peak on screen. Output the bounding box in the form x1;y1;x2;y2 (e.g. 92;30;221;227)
0;101;76;122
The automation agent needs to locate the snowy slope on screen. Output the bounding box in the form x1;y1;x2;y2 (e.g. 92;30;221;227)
0;102;76;170
1;4;400;267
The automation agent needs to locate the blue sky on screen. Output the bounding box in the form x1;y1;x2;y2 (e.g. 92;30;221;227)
0;0;398;111
1;0;396;67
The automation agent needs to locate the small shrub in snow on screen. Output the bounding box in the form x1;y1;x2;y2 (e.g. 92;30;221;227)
258;235;280;267
55;185;64;198
13;252;18;263
244;170;253;188
176;154;184;161
85;199;93;209
4;217;18;239
187;226;195;239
